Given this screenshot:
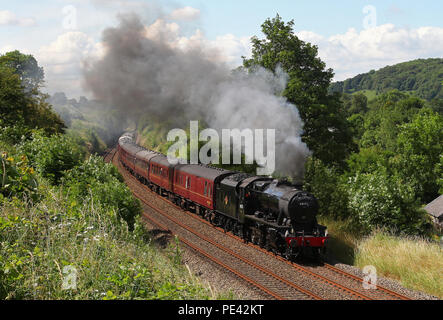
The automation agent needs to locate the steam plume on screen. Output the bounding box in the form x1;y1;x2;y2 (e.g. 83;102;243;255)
83;13;310;179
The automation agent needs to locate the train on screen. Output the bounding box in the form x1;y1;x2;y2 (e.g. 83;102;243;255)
118;132;328;260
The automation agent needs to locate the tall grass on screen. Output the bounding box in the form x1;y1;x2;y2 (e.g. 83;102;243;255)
319;216;442;298
355;231;443;298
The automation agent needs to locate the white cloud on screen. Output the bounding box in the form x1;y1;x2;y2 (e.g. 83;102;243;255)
0;10;35;27
144;19;250;67
210;34;252;66
35;18;443;98
296;24;443;80
169;6;200;21
36;31;104;97
1;45;15;54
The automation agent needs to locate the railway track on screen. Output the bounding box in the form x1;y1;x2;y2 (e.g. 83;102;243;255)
105;147;412;300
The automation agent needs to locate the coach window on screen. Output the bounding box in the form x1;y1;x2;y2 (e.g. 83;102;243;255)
204;181;208;196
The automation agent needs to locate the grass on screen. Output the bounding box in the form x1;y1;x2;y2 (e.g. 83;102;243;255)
319;215;443;298
0;185;236;300
355;231;443;298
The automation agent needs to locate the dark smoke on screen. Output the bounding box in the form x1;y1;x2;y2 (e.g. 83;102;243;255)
83;13;310;179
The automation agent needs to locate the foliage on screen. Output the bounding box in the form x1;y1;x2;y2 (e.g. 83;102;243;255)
345;147;390;176
330;58;443;102
360;91;426;150
0;152;38;203
0;119;33;146
19;131;85;185
0;52;65;135
243;14;354;166
391;108;443;203
347;168;431;235
139;121;260;174
0;50;44;92
62;155;141;230
303;157;349;219
0;189;218;300
341;92;368;116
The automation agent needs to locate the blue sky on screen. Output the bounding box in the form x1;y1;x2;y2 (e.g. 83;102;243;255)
182;0;443;38
1;0;443;97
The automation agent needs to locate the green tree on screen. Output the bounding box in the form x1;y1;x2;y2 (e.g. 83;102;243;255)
0;50;44;93
304;157;349;219
243;15;354;166
347;168;430;235
0;65;29;125
360;91;425;150
391;108;443;203
0;51;65;135
349;93;368;115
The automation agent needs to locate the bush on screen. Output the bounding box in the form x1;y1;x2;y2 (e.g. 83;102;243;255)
20;131;85;185
0;152;38;203
0;120;33;146
347;168;431;235
0;189;216;300
62;155;141;230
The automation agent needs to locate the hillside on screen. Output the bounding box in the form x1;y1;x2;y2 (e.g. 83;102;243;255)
329;58;443;101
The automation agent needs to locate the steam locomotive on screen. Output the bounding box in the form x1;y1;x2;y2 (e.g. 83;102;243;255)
118;132;328;260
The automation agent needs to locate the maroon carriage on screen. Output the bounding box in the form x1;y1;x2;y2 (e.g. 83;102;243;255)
172;164;233;211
